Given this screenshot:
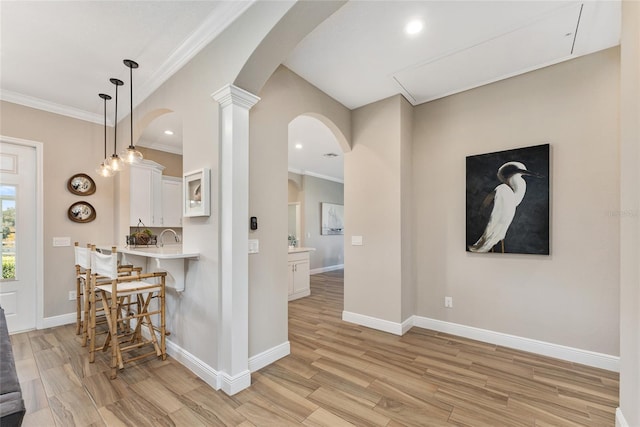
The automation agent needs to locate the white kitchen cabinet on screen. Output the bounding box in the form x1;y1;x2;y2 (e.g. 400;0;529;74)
129;161;164;227
161;177;182;227
288;250;311;301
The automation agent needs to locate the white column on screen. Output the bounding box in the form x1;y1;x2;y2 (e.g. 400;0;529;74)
211;84;260;395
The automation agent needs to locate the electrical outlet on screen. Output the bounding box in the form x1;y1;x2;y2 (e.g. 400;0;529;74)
68;291;76;301
444;296;453;308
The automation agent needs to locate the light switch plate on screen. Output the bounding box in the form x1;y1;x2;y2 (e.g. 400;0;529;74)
248;239;259;254
351;236;363;246
53;237;71;247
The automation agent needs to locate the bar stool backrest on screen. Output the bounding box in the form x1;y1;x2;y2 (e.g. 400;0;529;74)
74;245;91;271
91;250;119;280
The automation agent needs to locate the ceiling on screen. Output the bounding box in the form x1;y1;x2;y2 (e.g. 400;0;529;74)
1;1;621;182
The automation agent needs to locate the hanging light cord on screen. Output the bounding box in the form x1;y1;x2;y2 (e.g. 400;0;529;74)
113;81;119;154
123;59;139;150
129;63;134;149
103;96;108;158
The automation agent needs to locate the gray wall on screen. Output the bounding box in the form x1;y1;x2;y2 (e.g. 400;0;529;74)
345;95;406;323
300;174;344;271
249;66;351;357
0;101;115;318
412;48;620;355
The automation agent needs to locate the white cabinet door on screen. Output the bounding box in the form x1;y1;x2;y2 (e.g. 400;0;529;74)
287;261;295;296
162;177;182;227
130;163;163;227
288;252;310;301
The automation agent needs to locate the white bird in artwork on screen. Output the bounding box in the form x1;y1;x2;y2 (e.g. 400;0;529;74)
469;161;541;253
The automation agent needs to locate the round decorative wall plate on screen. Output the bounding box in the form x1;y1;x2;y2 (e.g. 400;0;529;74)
68;202;96;223
67;173;96;196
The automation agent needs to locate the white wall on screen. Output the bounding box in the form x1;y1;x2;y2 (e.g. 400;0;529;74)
345;95;407;324
112;1;297;372
618;1;640;425
412;48;620;356
249;66;350;357
0;101;114;320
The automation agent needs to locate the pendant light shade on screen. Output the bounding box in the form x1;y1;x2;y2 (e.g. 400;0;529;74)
107;78;125;172
119;59;143;164
96;93;115;178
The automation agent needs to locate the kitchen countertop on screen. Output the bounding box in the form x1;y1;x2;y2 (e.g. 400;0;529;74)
288;247;316;254
98;245;200;260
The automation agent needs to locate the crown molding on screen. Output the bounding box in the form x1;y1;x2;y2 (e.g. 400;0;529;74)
0;90;108;125
288;167;344;184
137;141;183;155
1;1;255;125
137;1;256;107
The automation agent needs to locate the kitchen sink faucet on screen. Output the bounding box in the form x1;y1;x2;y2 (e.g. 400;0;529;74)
159;229;180;247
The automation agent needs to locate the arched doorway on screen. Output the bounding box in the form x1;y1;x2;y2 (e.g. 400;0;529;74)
287;114;346;302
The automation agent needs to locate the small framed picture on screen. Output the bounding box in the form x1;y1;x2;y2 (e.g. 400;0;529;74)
183;168;210;217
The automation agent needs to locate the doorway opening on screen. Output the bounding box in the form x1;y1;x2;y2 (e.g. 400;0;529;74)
287;114;345;304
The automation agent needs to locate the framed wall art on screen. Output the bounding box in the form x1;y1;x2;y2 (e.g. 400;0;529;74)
321;202;344;235
68;201;96;223
466;144;550;255
183;168;210;217
67;173;96;196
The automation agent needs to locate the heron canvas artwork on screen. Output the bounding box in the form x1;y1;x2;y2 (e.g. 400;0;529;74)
466;144;550;255
321;202;344;235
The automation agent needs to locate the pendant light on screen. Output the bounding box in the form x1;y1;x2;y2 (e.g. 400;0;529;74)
96;93;115;177
106;78;125;172
119;59;143;164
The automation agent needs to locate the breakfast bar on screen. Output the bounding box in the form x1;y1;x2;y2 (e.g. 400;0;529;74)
97;245;199;292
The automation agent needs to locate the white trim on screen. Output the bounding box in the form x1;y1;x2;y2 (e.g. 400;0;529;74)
0;91;105;125
1;136;44;331
248;341;290;373
137;1;255;110
287;167;344;184
165;339;221;391
615;408;629;427
288;289;310;301
211;84;260;396
220;370;252;396
401;316;414;335
310;264;344;275
342;311;406;336
412;316;620;372
0;2;255;125
36;314;226;393
136;141;183;155
41;312;75;329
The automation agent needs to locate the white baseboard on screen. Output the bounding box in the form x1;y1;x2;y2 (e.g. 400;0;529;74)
220;369;252;395
615;408;629;427
288;289;310;301
249;341;290;372
310;264;344;275
412;316;619;372
342;311;407;336
165;338;221;391
42;312;75;329
342;311;619;371
41;312;253;395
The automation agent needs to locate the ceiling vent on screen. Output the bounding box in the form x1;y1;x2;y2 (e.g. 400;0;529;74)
323;153;339;158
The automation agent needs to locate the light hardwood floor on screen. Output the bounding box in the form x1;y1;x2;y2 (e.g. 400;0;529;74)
13;270;618;426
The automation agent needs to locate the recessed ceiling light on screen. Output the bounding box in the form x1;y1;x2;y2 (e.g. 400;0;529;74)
164;130;174;135
295;143;303;149
405;19;424;35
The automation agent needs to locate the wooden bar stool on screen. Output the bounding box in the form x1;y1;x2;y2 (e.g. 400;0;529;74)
73;242;90;335
75;243;143;360
91;246;167;379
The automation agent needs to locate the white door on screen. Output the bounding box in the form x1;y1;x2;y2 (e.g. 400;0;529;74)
0;141;37;333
